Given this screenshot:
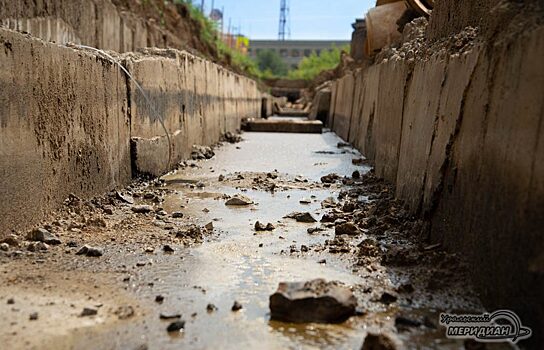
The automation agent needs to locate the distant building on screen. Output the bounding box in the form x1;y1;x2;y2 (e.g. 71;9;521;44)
248;40;350;69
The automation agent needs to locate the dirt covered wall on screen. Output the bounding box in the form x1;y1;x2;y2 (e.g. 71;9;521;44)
329;2;544;343
0;28;132;237
0;28;261;238
125;49;261;176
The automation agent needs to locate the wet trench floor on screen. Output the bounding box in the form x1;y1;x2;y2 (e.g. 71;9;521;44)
0;131;507;350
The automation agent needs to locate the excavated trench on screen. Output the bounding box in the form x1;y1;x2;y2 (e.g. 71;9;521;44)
0;129;499;349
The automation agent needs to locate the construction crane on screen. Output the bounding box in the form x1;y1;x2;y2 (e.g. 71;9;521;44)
278;0;290;41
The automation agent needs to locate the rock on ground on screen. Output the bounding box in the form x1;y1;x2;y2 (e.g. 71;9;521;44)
27;228;61;245
361;332;400;350
225;195;254;206
269;279;357;323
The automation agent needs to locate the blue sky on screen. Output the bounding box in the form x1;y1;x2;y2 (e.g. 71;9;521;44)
198;0;376;40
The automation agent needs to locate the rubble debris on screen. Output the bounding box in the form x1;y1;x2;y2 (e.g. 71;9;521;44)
231;301;243;312
269;279;357;323
335;222;360;236
206;304;218;313
29;312;39;321
76;245;104;257
0;243;9;251
160;313;182;320
321;173;341;183
225;195;254;206
163;245;175;253
222;131;242;143
166;320;186;332
299;198;311;204
171;212;184;218
27;228;61;245
27;242;49;252
191;145;215;160
116;191;135;204
255;221;275;231
285;212;317;223
80;308;98;317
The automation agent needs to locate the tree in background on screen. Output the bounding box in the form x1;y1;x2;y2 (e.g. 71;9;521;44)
288;46;349;80
256;50;288;78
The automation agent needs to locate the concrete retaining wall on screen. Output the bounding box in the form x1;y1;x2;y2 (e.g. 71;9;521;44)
0;28;261;236
125;49;261;176
330;24;544;338
0;29;131;236
0;0;180;53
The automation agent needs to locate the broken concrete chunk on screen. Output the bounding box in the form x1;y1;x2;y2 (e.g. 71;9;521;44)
0;243;9;251
76;245;104;257
205;222;214;231
225;194;254;206
27;228;61;245
231;301;243;311
269;279;357;323
80;307;98;317
116;191;135;204
299;198;311;204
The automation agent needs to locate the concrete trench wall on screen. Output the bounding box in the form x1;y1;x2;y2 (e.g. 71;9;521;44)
0;0;179;53
125;49;261;176
0;28;261;236
329;25;544;336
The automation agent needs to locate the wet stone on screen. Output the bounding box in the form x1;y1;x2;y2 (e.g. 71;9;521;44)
255;221;275;231
335;222;360;236
225;195;254;206
76;245;103;257
131;205;153;214
321;173;341;184
166;320;186;333
0;243;9;251
27;228;61;245
171;212;184;219
80;308;98;317
160;313;181;320
286;212;317;223
206;304;218;313
231;301;243;311
269;279;357;323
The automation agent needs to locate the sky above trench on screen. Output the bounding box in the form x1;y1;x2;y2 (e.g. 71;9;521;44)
195;0;376;40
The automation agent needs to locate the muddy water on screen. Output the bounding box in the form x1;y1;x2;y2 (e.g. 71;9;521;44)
50;131;484;349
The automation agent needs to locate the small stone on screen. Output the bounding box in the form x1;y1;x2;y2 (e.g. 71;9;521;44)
0;243;9;251
27;242;49;252
27;228;61;245
1;235;20;247
160;313;181;320
144;247;154;253
155;295;165;303
293;212;317;223
116;191;135;204
231;301;243;311
352;158;366;166
301;245;309;252
76;245;103;257
318;259;327;264
320;173;340;184
218;174;225;181
265;223;276;231
225;195;254;206
352;170;361;179
307;227;324;234
205;222;214;231
131;205;153;214
80;308;98;317
29;312;38;321
166;320;186;332
335;222;360;236
206;304;218;313
163;245;175;253
379;292;398;305
7;298;14;304
196;181;205;188
299;198;311;204
172;212;184;219
255;221;266;231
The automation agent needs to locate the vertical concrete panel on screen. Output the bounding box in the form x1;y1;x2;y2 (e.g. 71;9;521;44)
373;59;409;183
354;66;380;159
332;74;354;140
348;69;365;145
395;56;448;211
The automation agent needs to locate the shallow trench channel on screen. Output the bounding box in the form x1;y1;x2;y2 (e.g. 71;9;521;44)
0;131;496;350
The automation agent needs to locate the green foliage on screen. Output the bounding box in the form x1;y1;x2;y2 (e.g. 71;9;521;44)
288;46;349;80
255;50;288;77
